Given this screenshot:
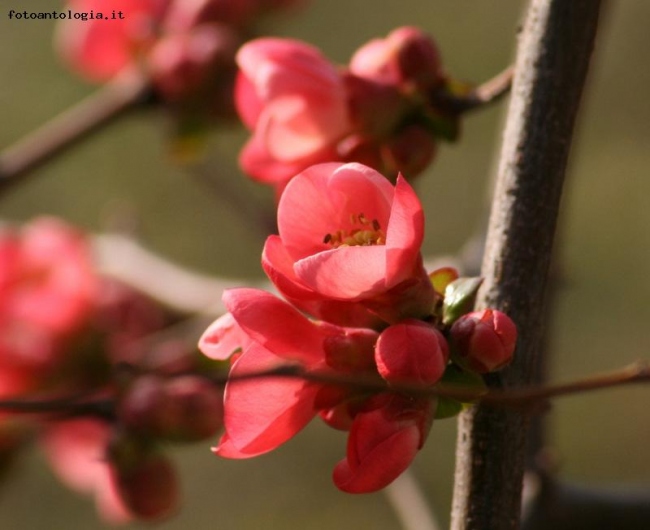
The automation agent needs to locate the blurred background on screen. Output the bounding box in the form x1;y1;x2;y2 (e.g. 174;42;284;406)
1;0;649;528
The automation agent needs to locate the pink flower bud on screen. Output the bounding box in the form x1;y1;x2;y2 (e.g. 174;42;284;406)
118;375;170;435
450;309;517;373
118;375;223;441
375;320;448;386
163;375;224;441
148;24;239;105
384;125;437;178
350;26;443;90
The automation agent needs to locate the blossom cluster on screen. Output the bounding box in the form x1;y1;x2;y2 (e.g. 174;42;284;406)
0;218;224;522
235;27;465;193
199;162;517;493
57;0;302;135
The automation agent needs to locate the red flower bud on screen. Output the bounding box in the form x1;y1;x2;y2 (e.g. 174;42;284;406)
109;436;178;521
450;309;517;373
118;375;223;441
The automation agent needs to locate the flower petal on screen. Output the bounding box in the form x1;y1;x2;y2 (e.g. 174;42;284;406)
217;343;319;456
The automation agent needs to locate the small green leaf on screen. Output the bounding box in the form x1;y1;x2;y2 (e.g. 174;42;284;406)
442;277;483;326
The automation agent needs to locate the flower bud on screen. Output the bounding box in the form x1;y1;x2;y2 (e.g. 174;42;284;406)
450;309;517;373
350;26;443;90
118;374;223;441
163;375;224;441
375;319;448;386
108;435;178;521
384;125;437;178
148;24;239;105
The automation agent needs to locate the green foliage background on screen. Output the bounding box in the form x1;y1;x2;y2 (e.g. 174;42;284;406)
1;1;649;528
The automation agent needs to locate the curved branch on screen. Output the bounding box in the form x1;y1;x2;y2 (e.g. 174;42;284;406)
0;69;151;195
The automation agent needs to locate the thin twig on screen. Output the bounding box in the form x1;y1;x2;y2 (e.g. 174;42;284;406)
0;69;152;194
2;361;648;417
438;65;514;114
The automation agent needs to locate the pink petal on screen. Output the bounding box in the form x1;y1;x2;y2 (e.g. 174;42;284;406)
332;406;421;493
234;71;263;129
262;236;383;328
278;163;394;261
384;175;425;287
42;419;132;523
222;288;324;364
198;313;247;361
240;135;340;185
217;343;319;456
294;245;387;300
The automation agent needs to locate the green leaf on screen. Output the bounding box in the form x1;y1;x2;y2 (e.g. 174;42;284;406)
442;277;483;326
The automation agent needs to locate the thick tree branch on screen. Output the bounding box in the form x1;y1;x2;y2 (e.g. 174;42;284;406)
449;1;603;529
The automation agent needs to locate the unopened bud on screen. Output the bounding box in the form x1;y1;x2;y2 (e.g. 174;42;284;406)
109;435;178;521
375;320;449;386
118;375;223;441
163;375;224;441
450;309;517;373
148;24;239;104
384;125;437;178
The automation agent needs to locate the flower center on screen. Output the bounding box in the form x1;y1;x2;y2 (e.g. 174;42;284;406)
323;213;386;248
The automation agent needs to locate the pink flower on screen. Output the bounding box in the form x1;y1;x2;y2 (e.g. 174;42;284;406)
42;419;132;524
199;289;445;492
202;288;378;458
0;218;96;376
57;0;169;82
262;163;434;326
235;38;352;185
450;309;517;373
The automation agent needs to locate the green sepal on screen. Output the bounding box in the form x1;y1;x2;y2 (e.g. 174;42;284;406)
434;363;487;419
442;276;483;326
434;396;463;419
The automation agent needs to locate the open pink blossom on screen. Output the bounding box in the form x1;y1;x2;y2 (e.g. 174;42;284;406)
235;38;352;185
200;288;378;458
199;288;444;492
262;163;434;325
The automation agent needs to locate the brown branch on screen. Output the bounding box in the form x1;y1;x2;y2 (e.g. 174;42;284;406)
0;69;152;195
449;1;603;529
2;361;648;417
437;64;514;115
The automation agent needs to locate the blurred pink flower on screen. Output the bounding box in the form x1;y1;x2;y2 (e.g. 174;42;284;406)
262;163;434;326
349;26;444;91
42;419;132;524
0;218;96;378
235;38;352;185
57;0;170;82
